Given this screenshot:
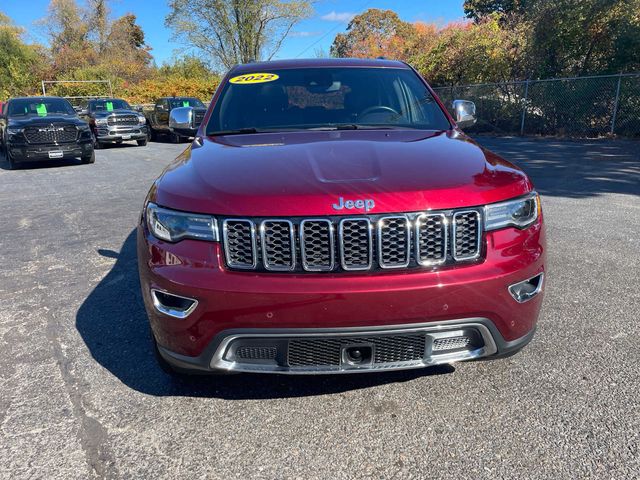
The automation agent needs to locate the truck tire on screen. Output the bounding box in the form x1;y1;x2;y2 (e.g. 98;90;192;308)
81;150;96;164
6;149;17;170
170;132;181;144
137;138;148;147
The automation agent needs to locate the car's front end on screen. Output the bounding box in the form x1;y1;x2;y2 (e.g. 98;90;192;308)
137;59;546;375
91;110;148;145
4;99;94;166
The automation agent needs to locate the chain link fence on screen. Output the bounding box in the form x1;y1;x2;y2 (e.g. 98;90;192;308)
433;73;640;138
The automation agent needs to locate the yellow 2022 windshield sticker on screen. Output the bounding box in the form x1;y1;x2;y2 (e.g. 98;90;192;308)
229;73;279;85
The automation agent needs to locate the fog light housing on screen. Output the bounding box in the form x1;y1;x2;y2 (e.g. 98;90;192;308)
151;289;198;318
508;273;544;303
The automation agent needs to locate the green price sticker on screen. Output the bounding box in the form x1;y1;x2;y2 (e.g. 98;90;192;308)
182;101;190;107
36;103;47;117
106;101;114;112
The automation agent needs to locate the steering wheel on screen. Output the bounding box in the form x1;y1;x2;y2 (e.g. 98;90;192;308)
359;105;400;117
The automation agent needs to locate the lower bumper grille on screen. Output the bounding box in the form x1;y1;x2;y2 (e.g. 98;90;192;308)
216;323;495;374
288;335;426;366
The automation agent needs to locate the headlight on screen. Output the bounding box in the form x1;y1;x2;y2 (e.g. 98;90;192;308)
95;118;108;126
146;203;219;242
6;126;22;134
138;115;146;125
484;192;540;231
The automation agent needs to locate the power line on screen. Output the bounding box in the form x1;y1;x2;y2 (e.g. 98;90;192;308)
294;0;374;58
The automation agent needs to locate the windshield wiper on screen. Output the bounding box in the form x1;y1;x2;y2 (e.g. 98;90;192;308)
207;127;260;136
309;124;412;131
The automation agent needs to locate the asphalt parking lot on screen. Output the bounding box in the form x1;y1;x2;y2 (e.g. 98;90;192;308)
1;136;639;479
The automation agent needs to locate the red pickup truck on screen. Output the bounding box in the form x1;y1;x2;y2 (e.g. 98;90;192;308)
138;58;545;376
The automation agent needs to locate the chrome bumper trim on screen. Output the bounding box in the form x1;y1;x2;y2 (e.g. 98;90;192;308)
208;320;498;374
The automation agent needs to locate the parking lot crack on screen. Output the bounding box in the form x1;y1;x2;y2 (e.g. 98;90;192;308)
45;311;118;479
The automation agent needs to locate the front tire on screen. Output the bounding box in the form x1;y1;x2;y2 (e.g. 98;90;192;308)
137;138;148;147
170;132;181;144
81;150;95;164
6;151;17;170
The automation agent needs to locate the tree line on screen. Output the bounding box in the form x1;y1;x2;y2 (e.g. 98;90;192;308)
332;1;640;85
1;0;639;104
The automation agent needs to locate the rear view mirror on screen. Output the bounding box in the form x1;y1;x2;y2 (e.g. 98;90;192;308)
169;106;193;130
452;100;477;129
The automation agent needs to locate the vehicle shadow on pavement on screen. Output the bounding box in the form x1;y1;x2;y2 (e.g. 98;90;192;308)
76;230;454;399
476;137;640;198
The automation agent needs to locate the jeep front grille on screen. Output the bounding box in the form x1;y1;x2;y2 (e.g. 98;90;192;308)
23;124;78;144
222;209;482;273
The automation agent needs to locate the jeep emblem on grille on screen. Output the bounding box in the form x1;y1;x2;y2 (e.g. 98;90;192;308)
332;197;375;212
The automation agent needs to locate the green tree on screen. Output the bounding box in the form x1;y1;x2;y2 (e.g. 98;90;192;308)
165;0;313;68
0;12;46;98
330;9;415;58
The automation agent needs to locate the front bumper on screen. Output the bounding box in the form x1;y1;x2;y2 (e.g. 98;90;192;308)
138;217;546;374
94;125;148;142
9;139;93;162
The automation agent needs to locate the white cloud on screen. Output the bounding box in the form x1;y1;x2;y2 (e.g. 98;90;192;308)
289;31;322;38
321;11;356;22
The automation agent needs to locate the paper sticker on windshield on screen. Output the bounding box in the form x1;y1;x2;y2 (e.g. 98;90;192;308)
229;73;279;85
36;103;47;117
182;101;190;107
106;101;114;112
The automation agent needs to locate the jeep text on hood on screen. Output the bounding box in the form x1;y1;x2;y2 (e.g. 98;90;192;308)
138;58;546;376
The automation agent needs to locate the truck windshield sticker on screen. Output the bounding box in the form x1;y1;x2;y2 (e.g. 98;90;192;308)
36;103;47;117
106;101;114;112
229;73;279;85
182;101;190;107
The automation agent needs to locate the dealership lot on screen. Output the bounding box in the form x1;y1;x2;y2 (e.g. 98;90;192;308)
0;138;638;479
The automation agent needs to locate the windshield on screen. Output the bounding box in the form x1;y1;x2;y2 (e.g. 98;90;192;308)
90;99;131;112
207;67;451;134
8;98;76;118
170;98;204;109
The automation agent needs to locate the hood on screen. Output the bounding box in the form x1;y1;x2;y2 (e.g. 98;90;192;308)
152;130;533;217
92;109;140;119
9;115;86;128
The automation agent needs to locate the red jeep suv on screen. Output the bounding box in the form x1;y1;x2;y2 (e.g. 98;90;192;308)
138;58;545;375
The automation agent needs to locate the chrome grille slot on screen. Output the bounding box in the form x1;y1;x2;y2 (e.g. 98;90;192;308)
223;219;257;269
452;211;481;260
24;124;78;144
260;220;295;271
339;218;372;270
377;216;410;268
300;219;334;271
416;213;447;265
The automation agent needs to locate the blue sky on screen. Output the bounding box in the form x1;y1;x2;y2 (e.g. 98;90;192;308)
3;0;465;66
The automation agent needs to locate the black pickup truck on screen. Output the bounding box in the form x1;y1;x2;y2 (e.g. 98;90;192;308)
145;97;207;142
79;98;148;148
0;97;94;169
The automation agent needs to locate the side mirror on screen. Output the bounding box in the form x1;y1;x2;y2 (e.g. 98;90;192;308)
169;106;193;132
452;100;476;129
79;109;89;116
156;104;167;112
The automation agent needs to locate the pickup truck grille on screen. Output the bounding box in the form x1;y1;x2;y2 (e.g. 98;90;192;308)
222;210;482;273
192;109;206;128
23;124;78;144
107;114;139;126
